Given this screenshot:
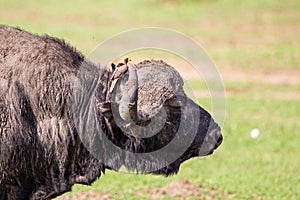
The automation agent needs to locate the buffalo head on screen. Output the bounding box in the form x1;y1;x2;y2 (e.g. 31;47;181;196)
74;59;223;176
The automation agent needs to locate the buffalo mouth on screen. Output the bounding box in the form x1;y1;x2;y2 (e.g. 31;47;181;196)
202;124;223;156
195;118;223;157
142;124;223;176
166;122;223;175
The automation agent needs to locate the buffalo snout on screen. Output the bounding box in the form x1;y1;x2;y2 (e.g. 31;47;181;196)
197;117;223;156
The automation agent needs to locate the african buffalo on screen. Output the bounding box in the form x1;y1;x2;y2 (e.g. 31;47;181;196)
0;25;222;199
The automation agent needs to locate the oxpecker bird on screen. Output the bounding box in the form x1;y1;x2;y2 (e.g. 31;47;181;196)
109;57;132;93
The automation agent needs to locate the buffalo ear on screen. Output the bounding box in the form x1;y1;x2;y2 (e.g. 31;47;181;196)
98;102;112;119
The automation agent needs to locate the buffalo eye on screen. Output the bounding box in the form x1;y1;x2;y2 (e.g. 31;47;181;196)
164;95;186;109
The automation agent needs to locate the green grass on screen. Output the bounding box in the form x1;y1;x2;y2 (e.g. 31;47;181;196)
1;0;300;69
1;0;299;199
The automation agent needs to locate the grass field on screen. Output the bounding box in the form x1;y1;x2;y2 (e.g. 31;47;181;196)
1;0;299;199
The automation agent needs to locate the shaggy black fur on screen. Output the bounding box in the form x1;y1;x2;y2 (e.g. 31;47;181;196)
0;25;222;199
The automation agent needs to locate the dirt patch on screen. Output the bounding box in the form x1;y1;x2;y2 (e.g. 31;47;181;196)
136;179;233;200
219;67;300;85
56;179;233;200
56;190;112;200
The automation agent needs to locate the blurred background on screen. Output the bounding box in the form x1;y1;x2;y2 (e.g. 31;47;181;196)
1;0;299;199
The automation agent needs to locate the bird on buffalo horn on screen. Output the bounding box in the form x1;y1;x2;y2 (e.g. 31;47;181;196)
109;57;132;93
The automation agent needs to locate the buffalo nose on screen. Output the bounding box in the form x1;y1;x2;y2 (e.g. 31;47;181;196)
214;130;223;148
